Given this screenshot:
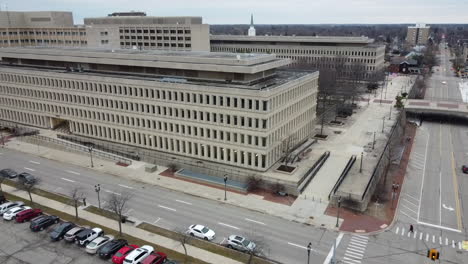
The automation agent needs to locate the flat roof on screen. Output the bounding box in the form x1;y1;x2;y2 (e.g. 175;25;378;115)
0;47;290;74
84;16;203;25
210;35;374;44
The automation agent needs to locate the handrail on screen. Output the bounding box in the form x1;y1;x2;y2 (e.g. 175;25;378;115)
328;155;356;200
298;151;330;193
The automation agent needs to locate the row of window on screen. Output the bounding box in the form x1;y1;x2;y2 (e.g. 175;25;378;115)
211;46;380;57
120;42;191;48
72;121;267;168
1;31;86;36
0;73;271;112
119;28;191;34
120;35;191;41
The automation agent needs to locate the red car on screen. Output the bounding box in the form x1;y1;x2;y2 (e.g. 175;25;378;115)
112;244;139;264
462;165;468;174
140;252;167;264
15;208;42;223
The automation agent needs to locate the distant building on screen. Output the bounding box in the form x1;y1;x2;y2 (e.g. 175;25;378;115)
406;24;430;46
463;42;468;64
248;14;256;37
84;15;210;51
389;57;419;74
0;47;318;172
210;35;385;78
0;11;87;48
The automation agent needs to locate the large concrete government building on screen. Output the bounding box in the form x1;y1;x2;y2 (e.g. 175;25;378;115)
210;35;385;77
0;48;318;172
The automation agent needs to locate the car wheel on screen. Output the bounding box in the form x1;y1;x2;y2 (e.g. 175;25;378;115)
55;219;59;223
190;233;194;237
40;227;44;231
227;245;233;249
204;237;209;241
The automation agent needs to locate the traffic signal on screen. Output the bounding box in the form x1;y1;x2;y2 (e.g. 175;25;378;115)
427;249;439;261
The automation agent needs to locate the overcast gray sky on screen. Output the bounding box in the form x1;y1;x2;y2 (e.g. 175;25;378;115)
6;0;468;24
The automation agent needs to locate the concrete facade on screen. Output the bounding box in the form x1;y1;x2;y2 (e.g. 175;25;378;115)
84;16;210;51
0;47;318;172
210;35;386;77
406;24;430;46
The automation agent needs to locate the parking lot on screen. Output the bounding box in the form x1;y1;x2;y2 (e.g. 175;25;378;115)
0;218;106;264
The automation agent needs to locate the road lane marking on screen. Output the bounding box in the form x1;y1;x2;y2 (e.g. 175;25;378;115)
445;238;448;245
401;228;405;236
343;256;361;264
351;236;368;242
66;170;80;175
432;235;435;243
439;237;442;245
287;242;317;251
153;218;161;224
218;222;240;230
354;235;368;239
413;231;417;238
347;245;365;253
417;221;462;233
345;250;363;258
220;237;226;245
426;233;429;242
323;233;344;264
439;170;442;226
459;242;462;250
395;227;399;234
24;167;35;171
401;198;418;208
417;132;430;222
350;240;367;247
125;209;133;215
404;193;420;202
245;218;266;225
29;160;40;165
407;232;411;237
452;240;455;248
158;205;176;212
61;177;75;183
347;247;365;254
175;200;192;205
103;189;121;196
419;232;423;240
118;184;134;189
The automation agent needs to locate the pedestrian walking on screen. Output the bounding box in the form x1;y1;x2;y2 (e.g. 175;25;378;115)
409;224;414;233
82;198;86;206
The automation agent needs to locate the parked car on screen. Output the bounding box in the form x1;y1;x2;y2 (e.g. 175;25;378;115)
3;206;31;221
0;168;18;178
15;208;42;223
97;239;128;259
50;222;75;241
112;244;139;264
0;194;6;204
18;172;36;184
30;215;59;231
140;252;167;264
187;224;215;241
0;201;24;215
123;245;154;264
86;235;114;254
227;235;256;252
64;226;85;242
462;165;468;174
75;227;103;246
0;169;18;179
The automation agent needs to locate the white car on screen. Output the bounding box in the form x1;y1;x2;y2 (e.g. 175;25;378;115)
3;206;31;221
0;201;25;215
187;224;215;241
227;235;256;252
85;235;114;254
123;245;154;264
442;81;447;84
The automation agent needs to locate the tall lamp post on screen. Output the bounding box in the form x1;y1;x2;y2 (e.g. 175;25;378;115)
336;197;342;227
88;146;94;168
223;175;228;201
307;242;312;264
95;184;101;209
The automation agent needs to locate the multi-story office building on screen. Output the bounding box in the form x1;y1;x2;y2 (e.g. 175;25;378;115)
210;35;385;78
0;47;318;172
84;14;210;51
0;11;87;48
406;24;430;46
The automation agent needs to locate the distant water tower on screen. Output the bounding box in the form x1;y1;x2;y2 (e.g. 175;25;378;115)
248;14;256;37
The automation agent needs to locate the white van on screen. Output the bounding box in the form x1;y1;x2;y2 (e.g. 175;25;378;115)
0;201;24;215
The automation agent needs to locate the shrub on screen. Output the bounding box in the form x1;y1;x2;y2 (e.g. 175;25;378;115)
246;176;263;192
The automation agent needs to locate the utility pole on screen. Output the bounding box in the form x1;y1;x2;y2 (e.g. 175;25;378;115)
88;146;94;168
382;117;385;133
94;184;101;209
359;152;363;173
335;197;342;227
372;132;376;150
223;175;228;201
389;105;392;120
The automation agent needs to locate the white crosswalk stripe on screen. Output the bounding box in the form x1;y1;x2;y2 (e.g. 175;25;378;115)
393;225;462;250
342;235;368;264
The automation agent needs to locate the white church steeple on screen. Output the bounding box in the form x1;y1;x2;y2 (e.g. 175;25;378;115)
248;14;256;36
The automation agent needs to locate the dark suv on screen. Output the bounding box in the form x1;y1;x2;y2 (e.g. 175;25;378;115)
0;194;6;204
50;222;75;241
18;172;36;184
0;168;18;178
30;215;59;231
97;239;128;259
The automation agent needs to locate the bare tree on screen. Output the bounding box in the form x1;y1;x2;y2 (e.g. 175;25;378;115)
104;192;133;236
175;228;193;264
68;187;85;220
245;233;269;264
16;177;40;206
382;133;403;186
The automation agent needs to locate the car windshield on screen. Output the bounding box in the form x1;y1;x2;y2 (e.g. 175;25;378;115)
114;252;124;257
242;239;252;247
88;241;98;247
55;224;68;232
201;227;210;233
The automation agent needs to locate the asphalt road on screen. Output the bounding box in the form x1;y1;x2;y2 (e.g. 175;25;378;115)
0;147;339;264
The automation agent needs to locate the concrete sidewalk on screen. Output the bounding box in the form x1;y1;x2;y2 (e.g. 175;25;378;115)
1;184;242;264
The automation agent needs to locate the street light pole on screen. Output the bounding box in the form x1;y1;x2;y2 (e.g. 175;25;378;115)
223;175;228;201
88;146;94;168
372;132;376;150
359;152;363;173
307;242;312;264
336;197;342;227
389;105;392;120
382;117;385;133
95;184;101;209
